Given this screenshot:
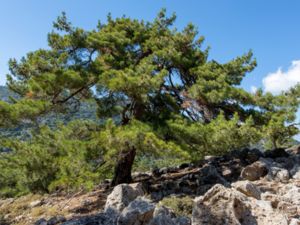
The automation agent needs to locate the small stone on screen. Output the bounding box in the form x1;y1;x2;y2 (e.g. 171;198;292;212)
276;169;290;183
34;218;47;225
222;168;232;177
30;200;42;208
47;215;66;225
204;155;217;161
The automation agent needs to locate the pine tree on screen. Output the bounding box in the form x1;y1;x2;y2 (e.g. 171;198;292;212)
1;9;299;187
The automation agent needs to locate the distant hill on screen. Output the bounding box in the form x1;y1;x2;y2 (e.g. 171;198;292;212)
0;86;17;101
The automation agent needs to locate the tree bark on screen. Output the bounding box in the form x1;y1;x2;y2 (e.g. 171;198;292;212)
111;146;136;186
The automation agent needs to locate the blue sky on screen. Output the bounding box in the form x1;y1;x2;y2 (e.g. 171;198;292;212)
0;0;300;93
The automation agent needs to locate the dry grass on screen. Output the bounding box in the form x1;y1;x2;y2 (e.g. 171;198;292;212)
0;187;109;225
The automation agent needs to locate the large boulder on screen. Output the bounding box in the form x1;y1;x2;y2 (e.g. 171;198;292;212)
105;183;144;212
117;197;155;225
192;184;256;225
192;184;289;225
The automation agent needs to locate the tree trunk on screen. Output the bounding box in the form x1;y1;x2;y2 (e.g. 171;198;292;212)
111;146;136;186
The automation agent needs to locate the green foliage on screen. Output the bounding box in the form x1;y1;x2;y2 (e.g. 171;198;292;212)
167;113;261;158
0;120;101;197
0;119;190;197
94;119;190;174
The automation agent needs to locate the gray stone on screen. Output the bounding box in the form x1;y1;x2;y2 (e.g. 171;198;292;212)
117;197;155;225
47;216;67;225
275;168;290;182
148;206;175;225
192;184;289;225
290;166;300;180
105;183;144;212
173;217;191;225
149;206;191;225
34;219;48;225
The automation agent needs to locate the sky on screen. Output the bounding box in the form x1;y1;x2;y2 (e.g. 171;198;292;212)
0;0;300;94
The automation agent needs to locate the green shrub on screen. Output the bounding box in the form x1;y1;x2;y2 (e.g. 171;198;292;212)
159;195;194;217
0;120;102;197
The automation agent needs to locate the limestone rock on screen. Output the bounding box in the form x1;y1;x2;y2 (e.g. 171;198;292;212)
148;206;191;225
192;184;255;225
289;218;300;225
192;184;289;225
241;161;268;181
232;180;261;199
148;206;176;225
105;183;144;212
117;197;155;225
259;158;291;182
274;168;290;182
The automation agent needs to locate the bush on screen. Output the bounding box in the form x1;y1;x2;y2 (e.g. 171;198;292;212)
159;195;194;217
0;120;102;197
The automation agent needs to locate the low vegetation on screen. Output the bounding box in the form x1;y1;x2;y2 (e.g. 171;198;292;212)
159;196;194;217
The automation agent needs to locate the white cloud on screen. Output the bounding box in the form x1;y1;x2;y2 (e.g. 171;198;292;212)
263;60;300;94
250;86;258;93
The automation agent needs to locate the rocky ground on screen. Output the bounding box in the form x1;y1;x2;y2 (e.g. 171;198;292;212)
1;146;300;225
